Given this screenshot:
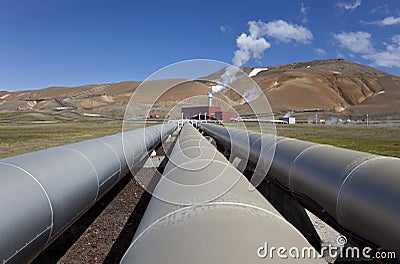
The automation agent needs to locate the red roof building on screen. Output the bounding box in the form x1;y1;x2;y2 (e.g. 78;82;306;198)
181;106;237;121
181;106;221;119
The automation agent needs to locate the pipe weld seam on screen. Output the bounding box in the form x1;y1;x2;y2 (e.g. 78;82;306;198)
99;170;120;188
3;225;52;264
288;144;322;189
60;147;100;199
335;156;387;222
98;141;123;179
0;161;54;257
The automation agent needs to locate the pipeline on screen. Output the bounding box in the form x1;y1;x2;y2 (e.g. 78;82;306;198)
0;123;176;264
200;123;400;256
121;123;324;263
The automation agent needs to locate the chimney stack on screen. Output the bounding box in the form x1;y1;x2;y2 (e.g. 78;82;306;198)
208;92;213;107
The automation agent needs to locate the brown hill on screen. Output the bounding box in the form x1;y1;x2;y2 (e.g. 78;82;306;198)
247;59;400;116
1;59;399;121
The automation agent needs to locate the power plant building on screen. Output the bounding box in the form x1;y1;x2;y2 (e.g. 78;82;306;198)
181;93;238;121
181;106;222;119
215;110;238;121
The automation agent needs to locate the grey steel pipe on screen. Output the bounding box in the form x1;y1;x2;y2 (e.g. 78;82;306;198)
200;123;400;256
121;123;324;263
0;123;176;264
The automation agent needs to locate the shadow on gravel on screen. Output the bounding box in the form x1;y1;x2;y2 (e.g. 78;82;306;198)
103;186;152;263
103;136;177;263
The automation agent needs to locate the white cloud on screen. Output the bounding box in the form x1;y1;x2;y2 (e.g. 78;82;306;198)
337;0;362;10
235;33;270;59
380;16;400;26
333;31;374;54
334;32;400;68
216;19;312;89
248;20;313;44
220;25;232;33
220;28;271;86
362;35;400;68
315;48;327;55
232;33;270;67
365;16;400;26
370;4;389;14
392;35;400;45
362;49;400;68
300;3;308;24
300;3;307;14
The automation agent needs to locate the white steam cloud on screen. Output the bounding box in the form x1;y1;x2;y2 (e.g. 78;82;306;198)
211;82;229;94
326;117;343;125
212;19;312;94
212;21;272;94
284;111;294;118
243;87;262;102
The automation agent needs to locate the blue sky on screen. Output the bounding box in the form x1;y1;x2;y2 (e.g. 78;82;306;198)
1;0;400;91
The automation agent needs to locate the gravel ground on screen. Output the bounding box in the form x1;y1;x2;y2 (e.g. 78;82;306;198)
305;210;343;263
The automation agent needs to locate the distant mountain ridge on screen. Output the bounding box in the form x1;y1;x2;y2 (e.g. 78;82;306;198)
1;59;399;121
246;59;400;115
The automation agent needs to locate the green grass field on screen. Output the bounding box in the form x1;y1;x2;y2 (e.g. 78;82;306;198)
1;121;399;159
0;121;125;158
242;123;400;158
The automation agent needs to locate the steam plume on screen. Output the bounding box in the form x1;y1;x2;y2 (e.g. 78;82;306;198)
212;22;271;94
212;19;312;95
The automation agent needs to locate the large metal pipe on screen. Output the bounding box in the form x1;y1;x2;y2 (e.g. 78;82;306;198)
121;123;324;263
0;123;176;264
200;123;400;255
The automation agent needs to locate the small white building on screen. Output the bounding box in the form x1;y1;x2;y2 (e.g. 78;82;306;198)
279;117;296;124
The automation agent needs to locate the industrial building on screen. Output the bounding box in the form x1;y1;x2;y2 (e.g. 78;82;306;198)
279;117;296;124
181;93;238;121
181;106;221;119
215;110;237;121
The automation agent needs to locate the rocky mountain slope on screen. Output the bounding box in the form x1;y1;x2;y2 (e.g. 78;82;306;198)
1;59;399;121
247;59;400;115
